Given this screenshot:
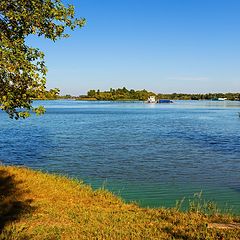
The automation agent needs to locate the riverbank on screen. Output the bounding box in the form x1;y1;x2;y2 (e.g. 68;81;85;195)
0;166;239;239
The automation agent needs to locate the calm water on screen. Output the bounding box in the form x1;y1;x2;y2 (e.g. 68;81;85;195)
0;100;240;212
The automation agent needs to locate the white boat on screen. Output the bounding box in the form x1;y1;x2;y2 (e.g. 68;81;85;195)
147;96;156;103
217;98;227;101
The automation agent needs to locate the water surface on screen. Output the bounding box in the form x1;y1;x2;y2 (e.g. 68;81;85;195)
0;100;239;212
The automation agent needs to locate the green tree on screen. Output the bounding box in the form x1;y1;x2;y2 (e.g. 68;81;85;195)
87;89;96;98
0;0;85;119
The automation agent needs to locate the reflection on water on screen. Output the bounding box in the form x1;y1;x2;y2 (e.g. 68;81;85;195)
0;100;240;212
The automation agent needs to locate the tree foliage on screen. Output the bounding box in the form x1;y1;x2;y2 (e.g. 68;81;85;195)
0;0;85;119
77;87;240;101
82;88;156;101
37;88;60;100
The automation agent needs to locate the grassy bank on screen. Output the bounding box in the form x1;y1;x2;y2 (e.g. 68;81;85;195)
0;166;239;239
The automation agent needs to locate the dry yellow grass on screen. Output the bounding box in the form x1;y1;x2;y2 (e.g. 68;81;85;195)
0;165;239;239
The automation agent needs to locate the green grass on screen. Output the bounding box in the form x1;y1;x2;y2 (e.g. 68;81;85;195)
0;165;239;239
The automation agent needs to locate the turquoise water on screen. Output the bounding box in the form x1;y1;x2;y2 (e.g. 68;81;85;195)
0;100;240;212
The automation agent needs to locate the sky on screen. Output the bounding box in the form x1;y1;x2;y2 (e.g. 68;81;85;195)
27;0;240;95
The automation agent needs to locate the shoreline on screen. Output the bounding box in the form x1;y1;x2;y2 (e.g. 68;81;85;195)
0;165;239;239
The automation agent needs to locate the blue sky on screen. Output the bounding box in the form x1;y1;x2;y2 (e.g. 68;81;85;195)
27;0;240;95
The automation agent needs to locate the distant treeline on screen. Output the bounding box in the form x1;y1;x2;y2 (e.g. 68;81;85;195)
36;87;240;101
76;88;240;101
82;88;156;101
157;92;240;101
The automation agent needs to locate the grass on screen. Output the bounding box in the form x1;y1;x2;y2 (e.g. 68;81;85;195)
0;165;239;239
